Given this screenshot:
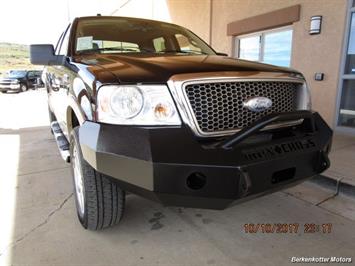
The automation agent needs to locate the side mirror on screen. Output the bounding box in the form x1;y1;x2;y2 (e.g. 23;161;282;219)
30;44;64;65
216;52;228;56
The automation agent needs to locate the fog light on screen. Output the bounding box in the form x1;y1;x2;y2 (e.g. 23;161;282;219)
186;172;206;190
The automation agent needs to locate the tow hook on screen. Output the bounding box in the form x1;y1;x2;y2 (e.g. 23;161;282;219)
316;151;330;172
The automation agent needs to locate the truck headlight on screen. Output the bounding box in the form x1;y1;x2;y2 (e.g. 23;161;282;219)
110;86;143;118
97;85;181;125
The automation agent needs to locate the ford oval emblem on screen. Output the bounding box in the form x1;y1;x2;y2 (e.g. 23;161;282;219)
243;97;273;112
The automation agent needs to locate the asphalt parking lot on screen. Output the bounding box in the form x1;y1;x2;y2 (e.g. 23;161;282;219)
0;89;355;266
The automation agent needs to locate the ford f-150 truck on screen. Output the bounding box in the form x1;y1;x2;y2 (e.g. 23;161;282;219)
30;16;332;230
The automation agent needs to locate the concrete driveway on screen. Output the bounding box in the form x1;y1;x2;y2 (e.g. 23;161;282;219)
0;90;354;266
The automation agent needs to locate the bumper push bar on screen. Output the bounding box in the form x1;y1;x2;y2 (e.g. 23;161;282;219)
221;111;316;149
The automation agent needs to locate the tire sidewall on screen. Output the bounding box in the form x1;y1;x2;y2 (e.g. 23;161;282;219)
70;127;89;229
20;84;27;92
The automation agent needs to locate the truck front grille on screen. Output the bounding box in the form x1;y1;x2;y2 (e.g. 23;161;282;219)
0;80;12;86
184;81;299;134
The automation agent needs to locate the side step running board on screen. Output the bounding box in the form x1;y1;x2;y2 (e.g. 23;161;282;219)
50;121;70;163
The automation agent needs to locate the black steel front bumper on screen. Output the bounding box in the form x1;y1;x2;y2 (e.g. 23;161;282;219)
79;111;332;209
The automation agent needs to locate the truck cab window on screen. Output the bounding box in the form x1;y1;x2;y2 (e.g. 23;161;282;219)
153;37;166;52
175;34;201;53
27;71;36;78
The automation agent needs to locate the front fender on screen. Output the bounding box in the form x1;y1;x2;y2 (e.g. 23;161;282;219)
66;95;87;127
66;77;95;131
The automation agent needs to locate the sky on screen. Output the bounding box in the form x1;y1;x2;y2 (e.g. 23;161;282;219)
0;0;120;45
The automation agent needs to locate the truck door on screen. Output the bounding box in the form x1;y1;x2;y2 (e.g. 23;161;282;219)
26;71;37;89
47;24;72;137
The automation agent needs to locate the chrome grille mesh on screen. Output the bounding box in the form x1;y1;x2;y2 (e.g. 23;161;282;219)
184;81;299;133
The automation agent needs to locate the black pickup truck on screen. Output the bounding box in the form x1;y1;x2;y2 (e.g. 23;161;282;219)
30;16;332;230
0;70;43;93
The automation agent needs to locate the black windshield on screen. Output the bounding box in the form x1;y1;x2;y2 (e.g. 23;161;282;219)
8;70;26;78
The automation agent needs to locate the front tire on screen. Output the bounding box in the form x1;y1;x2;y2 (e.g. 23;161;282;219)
70;127;125;230
20;84;27;92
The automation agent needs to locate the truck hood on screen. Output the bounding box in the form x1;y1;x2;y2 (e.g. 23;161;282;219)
76;54;301;84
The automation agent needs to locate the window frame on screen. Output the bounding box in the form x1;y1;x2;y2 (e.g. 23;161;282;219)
334;0;355;134
233;25;293;67
27;71;36;78
57;24;72;56
54;32;64;55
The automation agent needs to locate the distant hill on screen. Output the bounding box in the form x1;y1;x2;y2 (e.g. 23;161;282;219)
0;43;38;75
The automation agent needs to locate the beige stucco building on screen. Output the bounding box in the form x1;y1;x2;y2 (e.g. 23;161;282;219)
110;0;355;135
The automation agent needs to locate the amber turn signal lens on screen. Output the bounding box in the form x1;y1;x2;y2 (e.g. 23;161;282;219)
154;103;173;120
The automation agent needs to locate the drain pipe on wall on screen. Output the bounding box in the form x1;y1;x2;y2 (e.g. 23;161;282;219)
209;0;213;46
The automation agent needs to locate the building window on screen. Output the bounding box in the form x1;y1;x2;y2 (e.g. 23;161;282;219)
235;27;293;67
339;80;355;127
345;12;355;74
238;35;260;61
337;4;355;130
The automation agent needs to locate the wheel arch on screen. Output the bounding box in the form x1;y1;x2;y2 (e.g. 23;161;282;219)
67;77;94;134
67;104;85;134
